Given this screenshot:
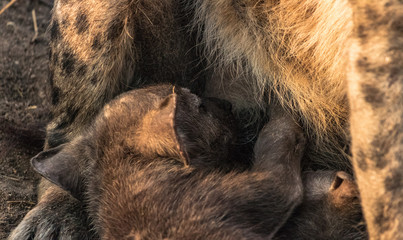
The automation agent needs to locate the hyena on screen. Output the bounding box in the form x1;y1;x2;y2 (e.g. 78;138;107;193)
12;85;365;239
348;0;403;239
9;0;367;238
43;0;352;168
275;170;365;239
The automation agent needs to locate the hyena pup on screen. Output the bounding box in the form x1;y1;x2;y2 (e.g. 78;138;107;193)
29;84;304;239
13;85;364;239
275;170;366;239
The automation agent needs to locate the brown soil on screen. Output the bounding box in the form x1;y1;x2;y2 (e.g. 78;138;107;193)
0;0;52;238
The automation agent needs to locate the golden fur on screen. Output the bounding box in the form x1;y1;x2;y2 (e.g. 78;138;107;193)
192;0;352;144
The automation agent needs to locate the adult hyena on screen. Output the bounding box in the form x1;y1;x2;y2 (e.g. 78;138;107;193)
9;0;359;239
43;0;353;168
348;1;403;239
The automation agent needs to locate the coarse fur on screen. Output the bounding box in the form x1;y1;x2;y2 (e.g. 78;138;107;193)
9;0;367;238
19;85;364;239
44;0;353;170
29;85;305;239
347;0;403;238
192;0;352;141
275;171;366;239
45;0;203;149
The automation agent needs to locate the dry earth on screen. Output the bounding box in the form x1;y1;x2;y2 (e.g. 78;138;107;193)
0;0;52;238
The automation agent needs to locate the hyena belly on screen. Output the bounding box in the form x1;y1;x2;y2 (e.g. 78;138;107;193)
193;0;353;170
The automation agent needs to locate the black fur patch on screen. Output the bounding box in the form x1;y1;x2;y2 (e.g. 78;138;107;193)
357;57;369;69
357;24;368;40
50;20;60;41
371;145;389;170
61;17;68;27
355;149;368;172
54;106;80;132
76;64;87;77
91;34;102;50
364;6;381;22
388;67;401;87
361;83;384;108
370;125;399;169
48;69;54;87
374;200;391;233
66;106;80;126
384;168;403;193
75;10;89;34
107;19;124;41
47;130;67;148
52;87;61;105
53;52;59;64
391;16;403;34
62;51;76;75
90;76;97;85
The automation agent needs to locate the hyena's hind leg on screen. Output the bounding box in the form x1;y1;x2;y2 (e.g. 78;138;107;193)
348;1;403;239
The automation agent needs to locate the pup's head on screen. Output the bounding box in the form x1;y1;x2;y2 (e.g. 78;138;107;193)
30;85;237;200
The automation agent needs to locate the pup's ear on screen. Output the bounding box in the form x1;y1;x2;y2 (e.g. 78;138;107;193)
328;171;360;209
153;88;200;166
31;143;85;200
137;87;231;167
135;92;190;165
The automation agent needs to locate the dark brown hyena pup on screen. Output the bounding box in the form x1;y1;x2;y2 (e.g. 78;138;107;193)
275;170;366;239
11;85;365;239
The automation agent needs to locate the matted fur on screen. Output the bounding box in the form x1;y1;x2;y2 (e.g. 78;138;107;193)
191;0;352;143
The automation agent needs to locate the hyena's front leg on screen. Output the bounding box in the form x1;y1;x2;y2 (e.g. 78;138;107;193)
348;1;403;239
9;0;136;239
46;0;138;148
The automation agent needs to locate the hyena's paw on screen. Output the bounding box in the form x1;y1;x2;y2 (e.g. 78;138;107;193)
8;189;95;240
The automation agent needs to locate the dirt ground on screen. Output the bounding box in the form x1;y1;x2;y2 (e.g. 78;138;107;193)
0;0;53;238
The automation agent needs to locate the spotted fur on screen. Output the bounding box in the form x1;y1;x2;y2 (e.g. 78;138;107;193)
8;0;377;239
348;0;403;238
